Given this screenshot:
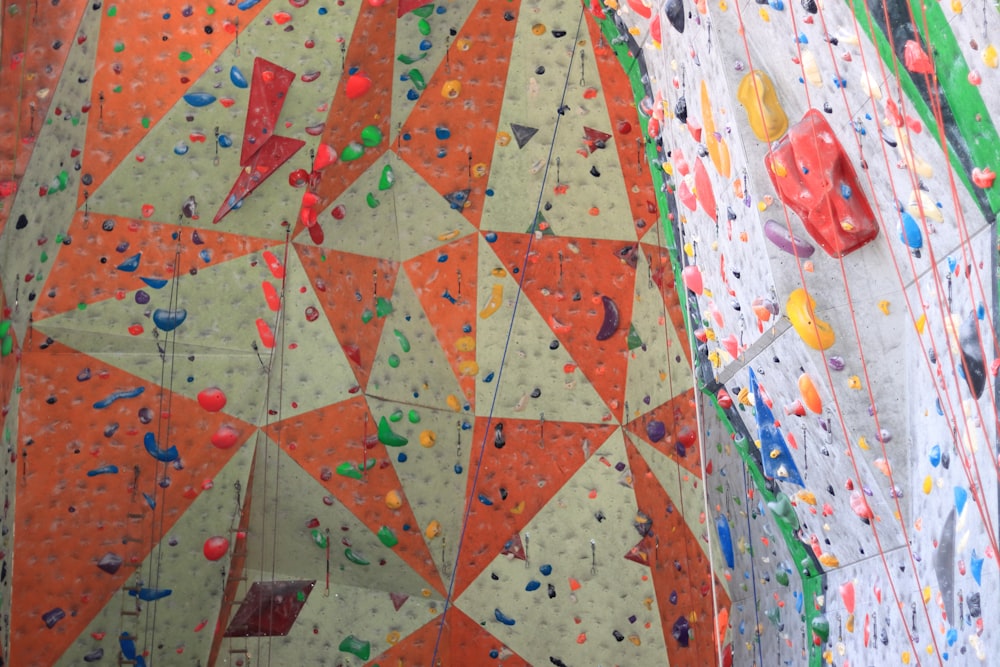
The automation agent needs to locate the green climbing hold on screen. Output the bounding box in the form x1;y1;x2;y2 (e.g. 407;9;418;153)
206;5;215;13
375;296;394;317
1;334;13;357
339;635;371;661
141;116;151;129
378;164;395;190
417;18;431;35
396;53;427;65
344;548;370;566
412;4;434;18
626;324;644;350
0;321;9;338
366;192;380;208
113;41;125;52
389;409;404;422
767;493;799;531
107;5;117;16
775;569;789;586
336;459;375;479
361;308;374;324
341;142;365;162
408;69;426;90
811;614;830;642
179;51;192;62
360;125;383;147
57;170;68;191
393;328;410;352
377;526;398;547
388;353;400;368
40;251;48;263
407;409;420;424
311;528;328;548
377;416;408;447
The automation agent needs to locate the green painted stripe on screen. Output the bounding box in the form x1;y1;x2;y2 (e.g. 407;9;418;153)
905;0;1000;214
846;0;1000;219
595;11;825;667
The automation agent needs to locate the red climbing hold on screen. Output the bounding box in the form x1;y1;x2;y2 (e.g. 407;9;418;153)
765;109;878;258
903;39;934;75
203;536;230;561
197;387;228;413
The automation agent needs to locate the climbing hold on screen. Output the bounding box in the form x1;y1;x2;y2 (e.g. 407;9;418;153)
256;318;275;348
197;387;227;412
377;526;398;547
340;142;365;162
763;219;815;257
344;548;370;565
681;265;703;295
959;309;986;398
425;520;441;539
152;308;187;332
665;0;685;33
510;123;539;149
797;373;822;413
786;289;835;350
338;635;371;661
766;109;878;257
441;79;461;98
203;536;230;561
385;489;403;509
596;295;620;341
494;609;516;626
230;66;248;88
480;283;504;319
345;73;372;99
972;167;996;189
716;513;735;568
750;370;804;486
378;417;408;447
419;430;436;447
144;432;179;462
903;39;934;74
898;210;923;257
211;425;241;450
736;71;788;142
183;92;216;107
117;253;142;272
361;125;383;147
378;165;395;190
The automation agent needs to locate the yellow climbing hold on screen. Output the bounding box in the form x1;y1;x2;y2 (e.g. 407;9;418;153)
902;650;911;664
510;500;525;514
983;44;998;68
531;23;546;35
907;189;944;222
441;79;462;99
819;553;840;568
458;360;479;376
915;313;927;334
446;394;462;411
437;229;461;242
480;283;503;318
490;267;507;278
455;335;476;352
796;490;817;505
737;70;788;142
425;520;442;539
758;6;770;20
860;70;883;100
386;489;403;509
701;81;731;177
801;50;823;87
386;631;401;645
628;635;641;646
922;586;932;603
858;436;870;451
878;300;890;315
786;289;835;351
496;131;512;146
419;430;436;447
848;375;861;390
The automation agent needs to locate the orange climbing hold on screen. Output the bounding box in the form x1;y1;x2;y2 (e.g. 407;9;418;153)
798;373;822;414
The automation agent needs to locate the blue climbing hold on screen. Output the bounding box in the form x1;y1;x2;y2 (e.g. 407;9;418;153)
539;563;552;576
929;444;941;467
87;464;120;477
525;580;541;592
143;492;156;510
494;609;516;626
144;432;179;463
152;308;187;332
236;0;261;10
230;65;249;88
140;277;168;289
94;387;145;409
129;587;172;601
954;486;968;515
117;253;141;272
435;127;451;140
716;513;735;568
183;92;217;107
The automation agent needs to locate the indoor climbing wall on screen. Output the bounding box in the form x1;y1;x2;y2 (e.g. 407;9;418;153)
611;0;1000;664
0;1;738;666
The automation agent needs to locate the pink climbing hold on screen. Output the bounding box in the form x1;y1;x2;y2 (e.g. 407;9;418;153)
197;387;228;413
682;265;704;295
693;158;716;220
256;318;275;348
203;536;230;561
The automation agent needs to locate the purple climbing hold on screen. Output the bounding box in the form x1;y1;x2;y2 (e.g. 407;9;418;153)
672;615;691;646
646;420;666;443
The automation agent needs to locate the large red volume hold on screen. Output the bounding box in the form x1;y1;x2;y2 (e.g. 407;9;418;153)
765;109;878;258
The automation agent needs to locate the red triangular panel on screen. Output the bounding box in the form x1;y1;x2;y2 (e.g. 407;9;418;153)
403;234;478;406
214;135;305;223
80;1;268;205
240;58;297;166
10;341;254;667
587;14;662;241
364;608;532;667
624;390;702;478
396;0;523;229
625;440;731;667
451;418;616;597
398;0;432;17
263;399;445;596
488;233;637;422
34;211;273;321
295;244;399;390
303;1;397;228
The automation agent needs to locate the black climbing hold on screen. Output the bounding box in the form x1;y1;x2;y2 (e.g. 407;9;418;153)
15;213;28;230
613;630;625;642
503;11;515;20
959;309;986;398
81;173;93;185
547;583;556;598
801;0;817;11
590;165;601;177
549;340;559;350
494;423;505;449
510;123;539;149
101;219;115;231
97;552;123;575
535;65;545;75
666;0;685;33
673;97;688;124
499;487;508;500
551;29;566;38
490;572;499;580
823;102;833;113
530;388;541;398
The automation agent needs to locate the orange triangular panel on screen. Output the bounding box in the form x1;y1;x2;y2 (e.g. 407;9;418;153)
33;211;273;321
624;389;702;478
295;244;399;390
396;0;523;229
403;234;478;406
240;58;297;166
214;134;305;223
10;341;254;667
80;1;268;204
451;417;616;597
364;608;532;667
625;440;731;667
303;1;397;225
488;233;637;422
263;399;445;595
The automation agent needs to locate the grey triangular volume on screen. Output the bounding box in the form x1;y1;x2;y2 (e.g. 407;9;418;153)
510;123;539;149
